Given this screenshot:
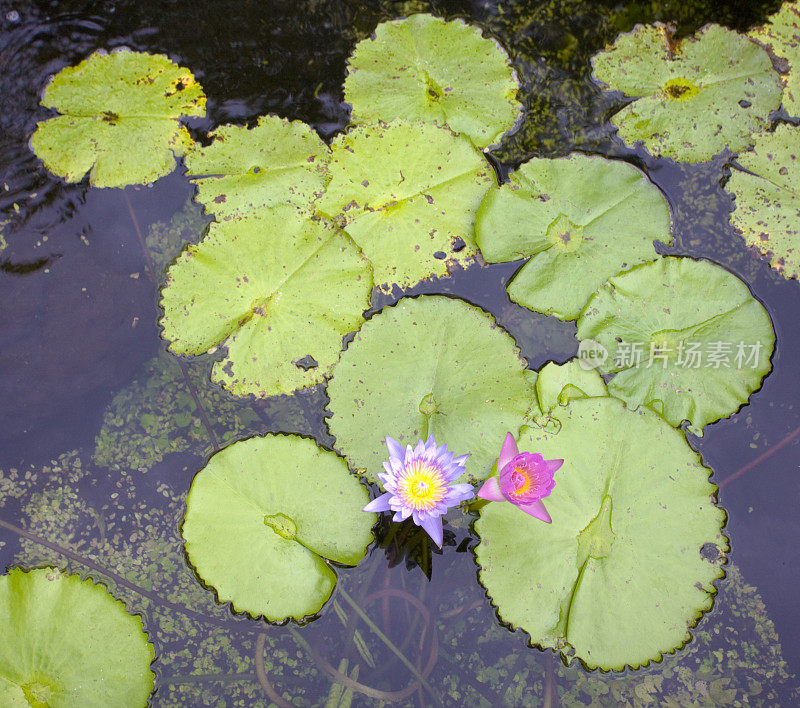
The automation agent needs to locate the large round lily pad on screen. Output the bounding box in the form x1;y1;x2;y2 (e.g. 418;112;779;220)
727;123;800;280
182;434;375;622
475;396;728;670
185;116;330;219
750;1;800;118
326;295;535;484
344;14;521;148
30;50;205;187
0;567;155;706
159;207;372;397
591;24;781;162
576;257;775;436
476;154;672;319
314;120;494;290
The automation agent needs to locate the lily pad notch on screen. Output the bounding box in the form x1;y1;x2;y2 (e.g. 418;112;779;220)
181;434;375;622
0;567;155;706
475;395;728;670
476;153;672;319
591;23;782;162
326;295;536;485
344;13;522;148
184;115;331;219
726;123;800;280
576;256;775;435
315;119;495;290
31;50;206;188
159;208;373;398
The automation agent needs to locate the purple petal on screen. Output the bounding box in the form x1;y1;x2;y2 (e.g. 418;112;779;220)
546;459;564;474
418;514;443;547
477;477;505;502
497;433;518;472
363;493;393;513
515;498;552;523
444;484;474;504
385;436;406;461
442;462;467;482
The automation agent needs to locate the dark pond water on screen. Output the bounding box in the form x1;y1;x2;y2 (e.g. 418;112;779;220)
1;0;799;705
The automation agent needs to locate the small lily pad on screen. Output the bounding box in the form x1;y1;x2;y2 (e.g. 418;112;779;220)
475;396;727;670
0;567;155;705
535;359;608;416
31;50;205;187
576;257;775;435
326;295;535;484
750;1;800;118
727;123;800;280
159;207;372;397
315;120;494;290
181;434;375;621
476;154;672;319
344;14;521;147
185;116;330;219
591;24;781;162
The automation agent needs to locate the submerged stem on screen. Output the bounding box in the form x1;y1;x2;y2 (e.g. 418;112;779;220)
336;585;440;702
288;626;420;703
0;516;254;632
719;423;800;488
123;191;220;453
255;633;294;707
543;651;560;708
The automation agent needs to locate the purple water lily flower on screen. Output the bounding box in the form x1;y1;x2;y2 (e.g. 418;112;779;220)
363;435;474;547
477;433;562;523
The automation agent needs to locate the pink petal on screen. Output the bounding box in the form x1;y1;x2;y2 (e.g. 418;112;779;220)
515;498;552;523
546;459;564;474
477;476;505;502
497;433;518;471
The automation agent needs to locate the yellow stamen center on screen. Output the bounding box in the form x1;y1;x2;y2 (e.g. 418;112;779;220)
397;460;447;510
511;469;531;496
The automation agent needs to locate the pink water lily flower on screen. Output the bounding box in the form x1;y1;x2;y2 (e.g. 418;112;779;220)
477;433;562;523
363;435;474;547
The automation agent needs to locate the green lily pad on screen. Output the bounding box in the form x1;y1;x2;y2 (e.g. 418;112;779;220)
159;207;372;397
344;14;521;148
185;116;330;219
591;24;781;162
576;257;775;435
727;123;800;280
475;396;727;670
326;295;535;484
750;1;800;118
535;359;608;416
0;567;155;705
476;154;672;319
315;120;494;290
30;50;205;187
181;434;375;621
